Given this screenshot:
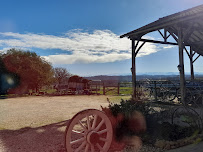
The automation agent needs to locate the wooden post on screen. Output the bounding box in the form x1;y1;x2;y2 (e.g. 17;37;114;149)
178;26;186;104
132;39;136;99
118;83;120;95
154;81;157;102
190;47;194;81
103;83;105;95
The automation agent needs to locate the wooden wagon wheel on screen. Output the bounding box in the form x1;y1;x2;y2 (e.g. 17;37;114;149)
65;109;113;152
177;88;194;104
172;106;203;130
157;80;177;102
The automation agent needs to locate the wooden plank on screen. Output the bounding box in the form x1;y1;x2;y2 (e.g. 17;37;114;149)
138;38;179;46
193;54;201;63
121;12;203;38
158;30;164;39
190;47;195;80
135;41;145;57
184;46;190;58
132;39;137;99
178;26;186;104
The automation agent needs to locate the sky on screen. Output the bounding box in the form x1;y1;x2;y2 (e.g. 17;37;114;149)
0;0;202;76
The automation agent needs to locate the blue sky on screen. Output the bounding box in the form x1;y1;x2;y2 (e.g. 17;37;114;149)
0;0;202;76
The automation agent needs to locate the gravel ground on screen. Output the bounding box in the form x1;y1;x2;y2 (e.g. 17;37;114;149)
0;95;166;152
0;95;109;152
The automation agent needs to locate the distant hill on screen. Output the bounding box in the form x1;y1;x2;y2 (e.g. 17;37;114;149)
85;74;203;82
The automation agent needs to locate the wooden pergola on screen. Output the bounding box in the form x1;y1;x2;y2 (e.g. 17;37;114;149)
120;4;203;104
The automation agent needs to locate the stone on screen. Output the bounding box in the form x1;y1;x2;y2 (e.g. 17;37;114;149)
155;140;165;149
164;144;171;150
171;145;176;149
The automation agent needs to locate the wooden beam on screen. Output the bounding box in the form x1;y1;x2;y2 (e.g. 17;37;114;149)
184;47;190;58
135;41;146;57
182;23;194;41
164;29;171;42
167;28;179;42
178;26;186;105
158;30;164;39
138;38;180;46
190;47;194;81
190;41;203;45
164;29;167;42
132;39;138;99
192;52;196;57
121;12;203;38
193;54;201;63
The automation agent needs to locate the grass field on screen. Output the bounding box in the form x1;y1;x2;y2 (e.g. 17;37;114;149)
92;86;133;95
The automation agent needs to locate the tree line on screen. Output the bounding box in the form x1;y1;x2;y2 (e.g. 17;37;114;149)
0;48;72;94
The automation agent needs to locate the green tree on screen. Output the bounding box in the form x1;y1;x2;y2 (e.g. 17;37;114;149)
1;48;54;94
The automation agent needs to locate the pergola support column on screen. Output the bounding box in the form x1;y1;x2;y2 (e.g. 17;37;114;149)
190;47;195;81
131;38;145;100
178;27;186;104
131;39;137;99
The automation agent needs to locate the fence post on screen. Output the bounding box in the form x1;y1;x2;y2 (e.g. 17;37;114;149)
118;83;120;95
154;81;157;102
103;85;105;95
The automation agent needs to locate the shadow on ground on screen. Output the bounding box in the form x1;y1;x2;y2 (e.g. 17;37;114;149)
0;120;70;152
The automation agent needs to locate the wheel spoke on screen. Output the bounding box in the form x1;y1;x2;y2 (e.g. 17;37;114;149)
96;143;103;151
79;120;87;131
65;109;113;152
99;137;108;142
86;115;91;130
91;145;95;152
97;129;107;135
95;119;104;131
72;130;84;136
75;141;87;152
70;137;85;145
92;115;98;129
84;143;89;152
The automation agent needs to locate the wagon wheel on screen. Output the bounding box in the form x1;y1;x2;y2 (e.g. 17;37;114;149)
177;88;194;105
177;88;202;105
188;81;203;106
157;80;177;102
172;106;203;131
65;109;113;152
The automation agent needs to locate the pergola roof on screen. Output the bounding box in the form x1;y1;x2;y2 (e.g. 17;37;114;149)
120;4;203;56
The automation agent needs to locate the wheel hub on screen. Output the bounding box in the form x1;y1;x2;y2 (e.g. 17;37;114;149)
87;131;100;144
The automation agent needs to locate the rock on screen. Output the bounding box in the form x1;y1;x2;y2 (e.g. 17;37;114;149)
122;136;142;151
171;145;176;149
164;144;171;150
169;141;174;146
154;140;165;149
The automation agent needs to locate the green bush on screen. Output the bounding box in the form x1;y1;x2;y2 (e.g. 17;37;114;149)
108;99;152;118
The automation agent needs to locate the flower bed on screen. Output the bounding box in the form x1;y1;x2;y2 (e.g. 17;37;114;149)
101;99;150;151
101;99;203;151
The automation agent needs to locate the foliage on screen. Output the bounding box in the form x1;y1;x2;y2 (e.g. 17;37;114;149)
54;67;71;84
108;99;152;118
0;57;20;95
68;75;89;83
160;122;199;141
1;48;54;94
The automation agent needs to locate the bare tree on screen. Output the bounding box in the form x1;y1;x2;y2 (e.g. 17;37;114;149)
54;67;71;84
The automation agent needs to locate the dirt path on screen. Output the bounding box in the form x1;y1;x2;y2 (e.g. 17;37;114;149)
0;95;110;152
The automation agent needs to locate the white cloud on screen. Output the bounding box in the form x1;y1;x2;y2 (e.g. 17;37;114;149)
162;45;175;49
0;47;11;53
0;30;160;64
